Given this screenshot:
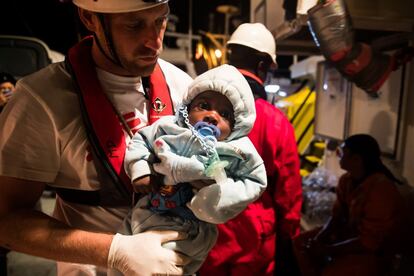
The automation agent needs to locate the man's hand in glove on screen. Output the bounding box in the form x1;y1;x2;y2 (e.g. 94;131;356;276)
108;230;188;276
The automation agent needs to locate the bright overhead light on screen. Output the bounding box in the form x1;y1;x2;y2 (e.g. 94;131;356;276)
264;84;280;93
214;49;222;58
278;91;287;97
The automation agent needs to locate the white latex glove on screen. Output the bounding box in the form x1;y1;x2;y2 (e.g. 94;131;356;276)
108;231;187;276
153;151;206;185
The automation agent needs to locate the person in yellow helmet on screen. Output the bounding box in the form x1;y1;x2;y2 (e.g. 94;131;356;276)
0;0;193;275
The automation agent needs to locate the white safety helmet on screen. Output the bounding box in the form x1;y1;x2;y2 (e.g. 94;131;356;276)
73;0;168;13
227;23;276;64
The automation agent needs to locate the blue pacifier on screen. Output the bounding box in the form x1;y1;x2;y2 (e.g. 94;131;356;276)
194;121;229;183
194;121;221;140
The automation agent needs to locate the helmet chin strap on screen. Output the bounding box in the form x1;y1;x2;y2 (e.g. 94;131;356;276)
95;13;124;68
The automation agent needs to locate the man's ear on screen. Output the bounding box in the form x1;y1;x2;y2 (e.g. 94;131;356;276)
256;61;267;82
257;60;265;72
78;8;99;32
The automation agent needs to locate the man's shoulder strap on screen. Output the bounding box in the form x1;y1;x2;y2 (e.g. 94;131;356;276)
144;63;174;125
65;36;132;203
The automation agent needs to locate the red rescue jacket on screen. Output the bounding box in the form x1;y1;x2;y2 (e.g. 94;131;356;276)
200;73;302;276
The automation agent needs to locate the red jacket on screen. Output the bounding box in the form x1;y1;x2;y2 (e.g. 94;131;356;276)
200;95;302;275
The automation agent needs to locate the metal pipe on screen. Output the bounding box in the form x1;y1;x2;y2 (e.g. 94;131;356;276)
307;0;354;60
307;0;395;95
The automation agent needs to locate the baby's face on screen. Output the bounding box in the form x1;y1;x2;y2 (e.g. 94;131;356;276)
188;91;234;141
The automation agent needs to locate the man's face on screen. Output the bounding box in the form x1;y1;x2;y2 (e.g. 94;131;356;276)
188;91;235;141
0;81;15;101
92;4;169;76
337;144;359;171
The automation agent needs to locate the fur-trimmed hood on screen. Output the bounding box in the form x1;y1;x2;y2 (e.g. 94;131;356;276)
178;64;256;141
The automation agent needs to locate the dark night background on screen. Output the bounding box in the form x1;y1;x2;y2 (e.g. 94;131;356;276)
1;0;250;55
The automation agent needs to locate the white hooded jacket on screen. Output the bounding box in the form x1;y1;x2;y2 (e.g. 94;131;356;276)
125;64;267;224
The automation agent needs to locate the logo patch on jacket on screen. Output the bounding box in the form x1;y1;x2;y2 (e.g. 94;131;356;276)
152;97;167;114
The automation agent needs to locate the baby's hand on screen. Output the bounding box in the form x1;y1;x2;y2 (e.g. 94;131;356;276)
132;175;153;194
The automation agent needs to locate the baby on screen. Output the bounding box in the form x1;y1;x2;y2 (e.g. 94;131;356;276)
117;64;267;275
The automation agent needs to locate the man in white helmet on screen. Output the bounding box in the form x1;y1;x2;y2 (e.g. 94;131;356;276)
200;23;303;276
0;0;193;275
